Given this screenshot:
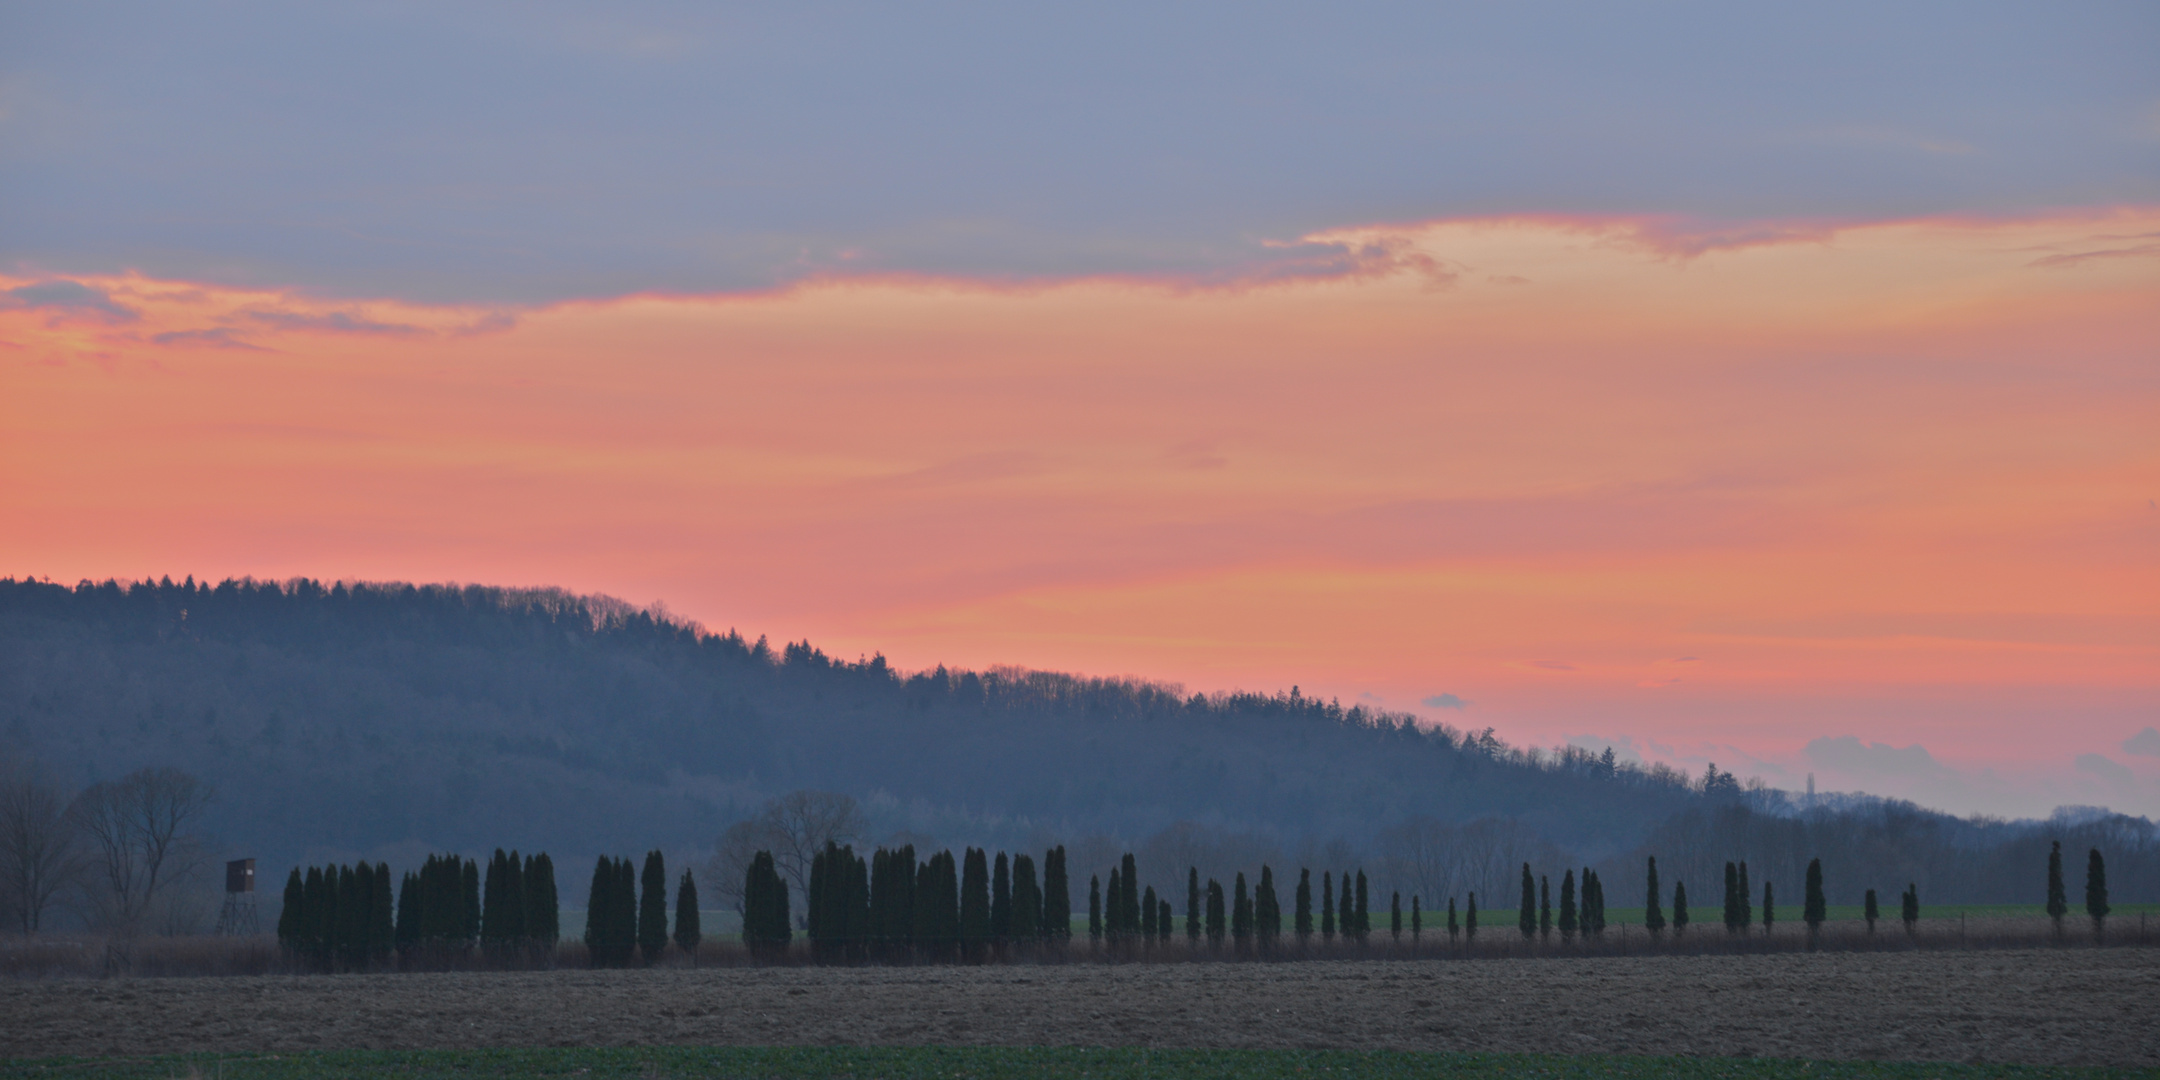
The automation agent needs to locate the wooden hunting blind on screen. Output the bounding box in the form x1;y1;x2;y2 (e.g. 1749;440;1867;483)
226;857;256;894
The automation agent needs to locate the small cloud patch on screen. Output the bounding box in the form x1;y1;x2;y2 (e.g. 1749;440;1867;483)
2123;726;2160;757
1422;693;1467;710
0;280;141;324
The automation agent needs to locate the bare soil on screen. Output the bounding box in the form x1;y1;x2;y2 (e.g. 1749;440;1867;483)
4;949;2155;1067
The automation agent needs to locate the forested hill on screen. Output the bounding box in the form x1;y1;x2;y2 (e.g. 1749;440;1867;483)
0;576;1713;870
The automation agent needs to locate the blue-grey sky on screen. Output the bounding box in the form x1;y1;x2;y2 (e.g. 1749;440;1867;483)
3;1;2156;303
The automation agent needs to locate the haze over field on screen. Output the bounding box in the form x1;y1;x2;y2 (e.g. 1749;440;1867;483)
3;3;2157;819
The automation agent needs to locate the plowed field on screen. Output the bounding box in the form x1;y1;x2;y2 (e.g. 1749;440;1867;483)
5;949;2155;1068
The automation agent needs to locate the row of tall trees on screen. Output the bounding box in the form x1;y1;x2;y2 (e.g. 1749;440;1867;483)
277;849;559;971
583;850;701;966
800;843;1075;961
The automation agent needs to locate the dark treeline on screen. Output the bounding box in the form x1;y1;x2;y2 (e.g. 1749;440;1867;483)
0;576;1715;872
800;843;1073;962
276;849;559;971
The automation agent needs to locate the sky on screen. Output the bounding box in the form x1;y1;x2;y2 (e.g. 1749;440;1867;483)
3;2;2157;819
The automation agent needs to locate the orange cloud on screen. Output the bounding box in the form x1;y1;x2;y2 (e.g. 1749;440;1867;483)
2;209;2155;775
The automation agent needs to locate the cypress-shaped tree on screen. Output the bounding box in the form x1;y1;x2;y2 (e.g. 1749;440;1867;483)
1672;881;1689;934
1644;857;1665;936
1722;861;1740;932
1446;896;1457;940
1088;874;1103;941
639;850;669;964
991;852;1011;942
463;858;483;946
1120;853;1140;939
1538;875;1551;940
1294;869;1312;941
1800;859;1824;944
1341;872;1356;941
1465;892;1477;941
674;869;701;961
1737;862;1752;931
1011;852;1040;943
528;853;559;947
1256;865;1280;944
1232;873;1253;944
1558;869;1577;942
2085;848;2109;938
1158;898;1172;942
482;851;505;946
1188;867;1202;942
1761;880;1775;936
395;870;420;953
1321;871;1335;940
1390;892;1402;940
278;868;304;951
615;858;639;961
2046;841;2067;935
584;856;613;965
1206;878;1226;944
501;850;527;945
1105;867;1121;939
1863;888;1879;932
847;850;871;956
336;864;363;969
1518;864;1536;940
371;861;395;963
1141;885;1159;940
807;844;829;947
1900;882;1919;935
1588;871;1605;936
1411;895;1421;940
1043;846;1070;940
1354;871;1369;940
960;847;991;956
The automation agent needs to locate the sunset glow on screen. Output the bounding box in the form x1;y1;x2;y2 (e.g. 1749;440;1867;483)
6;209;2155;815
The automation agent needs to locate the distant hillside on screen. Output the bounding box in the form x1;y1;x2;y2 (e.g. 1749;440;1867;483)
0;576;1710;870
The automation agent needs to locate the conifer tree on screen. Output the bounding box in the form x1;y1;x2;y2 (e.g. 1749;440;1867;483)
1206;878;1226;944
1321;871;1335;940
482;851;505;946
1043;846;1070;940
1105;867;1122;939
1159;898;1173;941
616;858;639;961
808;845;829;947
1341;872;1355;941
1089;874;1103;941
1188;866;1202;942
1558;869;1577;942
278;868;304;951
1644;857;1665;936
1411;895;1421;940
1762;880;1775;936
1232;873;1253;944
1738;862;1752;931
1010;853;1040;943
991;852;1011;941
1519;864;1536;940
463;858;482;946
336;864;363;968
1803;858;1826;943
1121;853;1140;938
674;869;701;961
585;856;613;965
1587;871;1604;936
960;847;991;956
1256;865;1280;943
1465;892;1477;941
372;861;395;963
1538;875;1551;940
1446;897;1457;940
528;853;559;947
1355;870;1369;940
1722;861;1740;932
501;850;527;944
639;850;668;964
1900;882;1919;935
1863;888;1879;932
1141;885;1158;940
1672;881;1689;934
1294;869;1312;940
2085;848;2108;938
2046;841;2067;935
395;870;420;953
1390;892;1402;940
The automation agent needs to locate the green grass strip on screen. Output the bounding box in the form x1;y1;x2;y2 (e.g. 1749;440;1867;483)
4;1046;2155;1080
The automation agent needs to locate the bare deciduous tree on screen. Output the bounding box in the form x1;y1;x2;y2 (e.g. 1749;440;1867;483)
70;767;214;935
706;790;867;910
0;759;83;934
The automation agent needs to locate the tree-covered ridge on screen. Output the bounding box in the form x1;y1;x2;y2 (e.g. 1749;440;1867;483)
0;575;1711;874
